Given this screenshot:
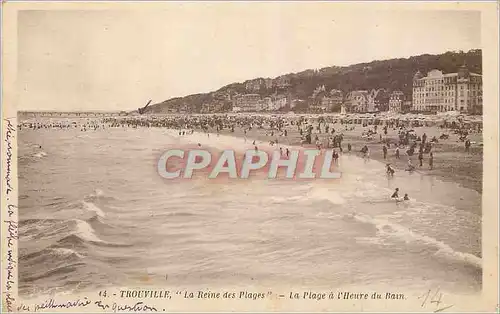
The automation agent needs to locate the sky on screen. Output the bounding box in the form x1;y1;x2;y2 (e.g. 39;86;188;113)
16;4;481;111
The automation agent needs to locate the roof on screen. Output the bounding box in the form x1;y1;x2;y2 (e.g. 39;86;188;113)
416;70;482;79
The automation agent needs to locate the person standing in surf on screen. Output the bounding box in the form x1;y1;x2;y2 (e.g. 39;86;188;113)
406;158;415;171
391;188;399;199
386;163;395;176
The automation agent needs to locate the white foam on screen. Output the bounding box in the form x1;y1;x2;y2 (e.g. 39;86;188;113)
269;195;303;203
82;201;106;218
51;248;84;259
73;219;104;243
355;236;387;246
306;187;346;205
33;151;48;158
353;213;482;268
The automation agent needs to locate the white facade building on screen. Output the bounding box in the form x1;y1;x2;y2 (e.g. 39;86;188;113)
412;65;482;114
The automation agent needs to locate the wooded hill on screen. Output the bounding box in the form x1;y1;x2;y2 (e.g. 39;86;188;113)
145;49;482;113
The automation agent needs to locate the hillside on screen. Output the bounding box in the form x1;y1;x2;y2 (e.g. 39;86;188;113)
145;49;482;113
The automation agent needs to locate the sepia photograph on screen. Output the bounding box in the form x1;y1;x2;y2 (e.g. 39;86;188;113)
2;2;499;313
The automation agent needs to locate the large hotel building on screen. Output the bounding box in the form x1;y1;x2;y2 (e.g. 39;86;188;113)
412;65;482;114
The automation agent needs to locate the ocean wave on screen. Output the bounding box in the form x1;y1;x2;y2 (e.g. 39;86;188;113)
70;219;133;248
55;234;91;249
269;195;303;203
352;213;482;269
82;201;106;218
87;214;115;229
22;262;88;284
83;189;116;202
355;236;388;246
19;219;72;241
73;219;108;243
21;247;84;262
163;211;197;217
306;187;346;205
33;151;48;158
20;218;59;226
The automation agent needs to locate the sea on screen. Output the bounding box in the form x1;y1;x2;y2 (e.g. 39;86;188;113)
18;124;482;299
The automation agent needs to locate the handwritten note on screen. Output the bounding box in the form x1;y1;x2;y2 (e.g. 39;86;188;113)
3;118;18;312
17;296;160;313
418;288;454;313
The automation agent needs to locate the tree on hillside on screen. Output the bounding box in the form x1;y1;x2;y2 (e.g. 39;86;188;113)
147;49;482;113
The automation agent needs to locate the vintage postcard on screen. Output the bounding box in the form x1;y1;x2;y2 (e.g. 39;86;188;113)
2;1;499;313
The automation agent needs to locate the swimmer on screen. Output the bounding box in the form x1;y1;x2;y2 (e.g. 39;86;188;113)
403;193;409;201
391;188;399;199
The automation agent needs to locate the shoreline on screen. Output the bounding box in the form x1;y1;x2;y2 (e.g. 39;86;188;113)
201;125;482;194
19;120;483;194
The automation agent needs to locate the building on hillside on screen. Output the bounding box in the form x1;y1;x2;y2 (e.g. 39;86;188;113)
344;90;372;113
412;65;482;114
366;89;382;112
310;92;343;112
245;79;263;92
232;94;261;112
402;100;412;113
388;91;405;113
178;104;189;114
201;103;212;113
264;78;273;89
309;100;326;112
320;96;333;111
312;85;326;98
290;99;304;109
269;94;287;111
309;85;327;111
328;89;344;111
258;97;273;111
274;76;291;88
373;89;390;111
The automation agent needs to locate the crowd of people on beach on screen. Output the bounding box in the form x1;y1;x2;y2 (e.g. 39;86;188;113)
20;113;481;196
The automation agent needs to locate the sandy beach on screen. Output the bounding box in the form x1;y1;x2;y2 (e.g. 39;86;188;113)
213;121;483;194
